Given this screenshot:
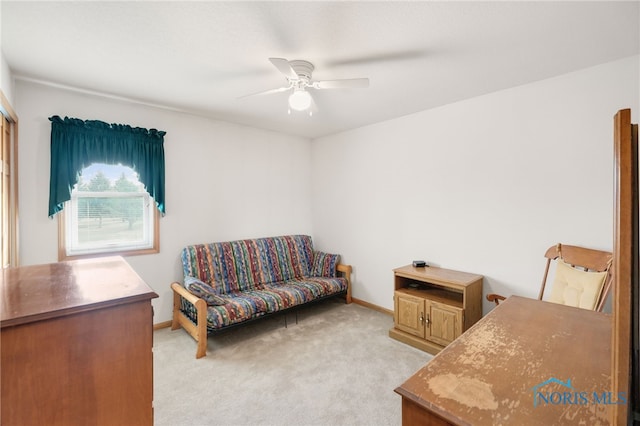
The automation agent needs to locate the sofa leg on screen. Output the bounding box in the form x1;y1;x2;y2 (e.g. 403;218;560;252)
171;287;182;330
194;320;207;358
336;263;353;305
195;301;208;358
196;336;207;359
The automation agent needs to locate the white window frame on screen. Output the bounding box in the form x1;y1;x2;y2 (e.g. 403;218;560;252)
58;190;160;261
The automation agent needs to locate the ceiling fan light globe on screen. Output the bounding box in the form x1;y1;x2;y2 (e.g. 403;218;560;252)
288;90;312;111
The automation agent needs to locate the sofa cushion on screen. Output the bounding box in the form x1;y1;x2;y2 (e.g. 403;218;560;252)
181;235;315;294
203;288;299;329
180;277;349;330
184;276;227;306
204;294;268;329
311;251;340;277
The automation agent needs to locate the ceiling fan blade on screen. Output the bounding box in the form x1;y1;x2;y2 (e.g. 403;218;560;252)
237;86;290;100
313;78;369;89
326;50;427;67
268;58;299;80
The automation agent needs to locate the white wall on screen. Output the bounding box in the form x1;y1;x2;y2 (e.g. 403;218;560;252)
1;51;14;106
15;80;313;322
311;55;639;315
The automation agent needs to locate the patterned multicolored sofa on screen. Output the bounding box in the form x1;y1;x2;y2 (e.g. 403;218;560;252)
170;235;352;358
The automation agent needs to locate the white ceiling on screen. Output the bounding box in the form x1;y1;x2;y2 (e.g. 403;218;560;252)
2;1;639;139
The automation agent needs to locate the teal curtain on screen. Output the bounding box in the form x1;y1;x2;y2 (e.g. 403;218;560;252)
48;116;166;217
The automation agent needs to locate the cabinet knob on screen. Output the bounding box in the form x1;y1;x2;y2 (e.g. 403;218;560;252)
423;313;430;327
420;312;430;327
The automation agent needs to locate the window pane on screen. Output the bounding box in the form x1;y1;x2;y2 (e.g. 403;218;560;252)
60;163;159;259
75;195;146;246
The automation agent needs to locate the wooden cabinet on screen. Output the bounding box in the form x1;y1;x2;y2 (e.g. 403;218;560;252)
394;291;426;337
395;292;464;344
1;256;158;426
389;265;482;354
426;299;463;346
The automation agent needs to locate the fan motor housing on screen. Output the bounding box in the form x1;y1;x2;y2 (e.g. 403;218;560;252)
289;60;314;82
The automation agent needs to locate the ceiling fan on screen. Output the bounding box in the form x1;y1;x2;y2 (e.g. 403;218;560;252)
239;58;369;115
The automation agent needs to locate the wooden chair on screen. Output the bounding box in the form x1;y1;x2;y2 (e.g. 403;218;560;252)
486;243;613;312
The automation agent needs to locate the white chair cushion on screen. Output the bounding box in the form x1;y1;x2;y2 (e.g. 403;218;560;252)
548;260;607;310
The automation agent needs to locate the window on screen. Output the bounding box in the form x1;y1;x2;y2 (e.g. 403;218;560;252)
48;115;166;261
59;163;159;260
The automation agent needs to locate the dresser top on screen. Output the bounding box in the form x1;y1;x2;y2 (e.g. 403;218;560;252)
1;256;158;327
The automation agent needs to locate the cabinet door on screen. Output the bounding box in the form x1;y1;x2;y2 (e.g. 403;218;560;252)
394;292;425;338
425;300;463;346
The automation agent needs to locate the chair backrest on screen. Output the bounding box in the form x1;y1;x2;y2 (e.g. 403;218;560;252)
539;243;613;312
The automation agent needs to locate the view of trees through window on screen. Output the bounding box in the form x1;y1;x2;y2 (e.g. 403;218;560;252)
72;163;150;245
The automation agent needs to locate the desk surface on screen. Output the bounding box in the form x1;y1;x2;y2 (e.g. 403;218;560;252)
395;296;612;425
1;256;158;327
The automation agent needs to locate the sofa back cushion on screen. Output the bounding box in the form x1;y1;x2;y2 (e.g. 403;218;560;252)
181;235;314;294
311;251;341;277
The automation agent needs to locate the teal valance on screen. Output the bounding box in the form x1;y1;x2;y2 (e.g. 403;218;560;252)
48;116;166;217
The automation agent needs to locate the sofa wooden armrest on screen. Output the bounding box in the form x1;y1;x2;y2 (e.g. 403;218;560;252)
337;263;352;304
171;282;208;359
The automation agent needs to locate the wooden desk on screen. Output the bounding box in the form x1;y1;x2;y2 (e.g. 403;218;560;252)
395;296;612;425
1;256;158;426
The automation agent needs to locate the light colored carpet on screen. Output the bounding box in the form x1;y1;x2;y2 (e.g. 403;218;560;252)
153;299;432;426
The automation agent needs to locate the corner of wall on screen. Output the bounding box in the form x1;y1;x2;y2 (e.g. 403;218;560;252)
1;50;15;106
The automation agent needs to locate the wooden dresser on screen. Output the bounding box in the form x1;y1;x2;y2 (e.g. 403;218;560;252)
1;256;158;426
